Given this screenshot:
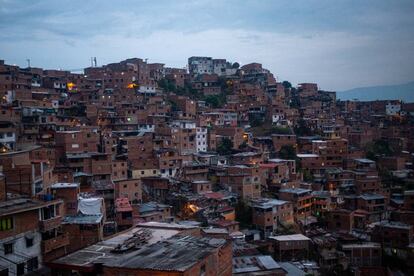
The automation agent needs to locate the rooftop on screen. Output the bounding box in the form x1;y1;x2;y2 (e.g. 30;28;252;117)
51;226;182;269
233;255;282;274
279;188;312;195
251;198;289;209
115;198;132;212
269;234;311;242
342;242;381;249
0;197;62;217
51;182;79;189
297;153;319;158
103;235;227;271
359;193;385;201
354;158;375;164
62;214;103;225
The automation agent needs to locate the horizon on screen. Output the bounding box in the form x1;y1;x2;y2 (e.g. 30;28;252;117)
1;0;414;91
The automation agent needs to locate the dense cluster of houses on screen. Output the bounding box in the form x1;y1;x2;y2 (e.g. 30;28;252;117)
0;56;413;275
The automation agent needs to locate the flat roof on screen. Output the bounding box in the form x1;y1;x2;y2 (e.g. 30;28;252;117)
251;198;289;209
51;182;79;189
51;226;181;268
342;242;381;249
297;154;319;158
137;221;198;230
269;234;310;242
202;228;228;234
359;193;385;200
0;198;62;217
233;255;281;274
279;188;312;195
62;214;103;225
104;235;227;271
354;158;375;164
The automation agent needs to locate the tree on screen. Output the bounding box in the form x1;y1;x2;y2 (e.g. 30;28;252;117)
279;145;296;160
366;139;393;161
303;170;313;182
282;80;292;89
235;199;252;228
239;141;248;150
294;119;312;136
249;117;264;127
217;138;233;155
204;94;227;108
205;95;220;108
232;62;240;69
271;126;292;135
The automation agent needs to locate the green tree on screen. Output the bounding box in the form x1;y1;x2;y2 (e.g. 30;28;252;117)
279;145;296;160
282;80;292;89
205;95;220;108
217;138;233;155
249;117;264;127
232;62;240;69
303;170;313;182
271;126;292;135
294;119;312;136
235;199;252;228
366;139;393;160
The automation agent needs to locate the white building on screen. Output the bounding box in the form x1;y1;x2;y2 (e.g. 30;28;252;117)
0;130;16;150
188;57;213;75
386;101;401;116
196;127;208;152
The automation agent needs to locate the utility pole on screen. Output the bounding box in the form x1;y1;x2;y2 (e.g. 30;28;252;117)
26;59;31;68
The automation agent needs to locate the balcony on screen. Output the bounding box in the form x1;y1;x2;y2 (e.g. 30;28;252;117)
39;216;62;232
41;233;69;253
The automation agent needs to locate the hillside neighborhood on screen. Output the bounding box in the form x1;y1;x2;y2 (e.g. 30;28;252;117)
0;56;414;275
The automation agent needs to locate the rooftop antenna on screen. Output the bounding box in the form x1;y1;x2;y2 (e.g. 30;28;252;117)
26;59;31;68
94;57;97;67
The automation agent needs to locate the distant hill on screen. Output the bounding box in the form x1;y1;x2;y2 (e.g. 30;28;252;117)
337;81;414;102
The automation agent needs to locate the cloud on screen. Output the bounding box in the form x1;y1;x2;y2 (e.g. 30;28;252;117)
0;0;413;90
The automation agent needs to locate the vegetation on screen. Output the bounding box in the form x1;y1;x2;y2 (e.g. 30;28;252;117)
249;122;293;136
303;169;314;182
217;138;233;155
279;145;296;160
249;117;264;127
366;139;394;161
159;78;227;108
282;80;292;89
235;199;252;228
204;94;227;108
294;118;312;136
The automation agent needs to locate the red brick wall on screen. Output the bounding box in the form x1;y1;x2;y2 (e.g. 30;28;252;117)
0;209;39;240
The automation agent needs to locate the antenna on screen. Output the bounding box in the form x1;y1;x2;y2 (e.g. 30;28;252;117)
94;57;97;67
26;59;31;68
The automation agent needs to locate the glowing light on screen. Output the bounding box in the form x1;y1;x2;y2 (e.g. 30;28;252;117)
127;83;138;89
67;82;76;91
188;204;199;212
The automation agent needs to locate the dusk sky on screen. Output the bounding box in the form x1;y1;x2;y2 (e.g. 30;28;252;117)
1;0;413;91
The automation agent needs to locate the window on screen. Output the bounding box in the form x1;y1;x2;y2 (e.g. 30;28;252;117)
27;257;38;272
0;217;13;231
25;237;34;247
16;263;24;276
122;212;132;219
200;264;206;276
4;243;13;254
